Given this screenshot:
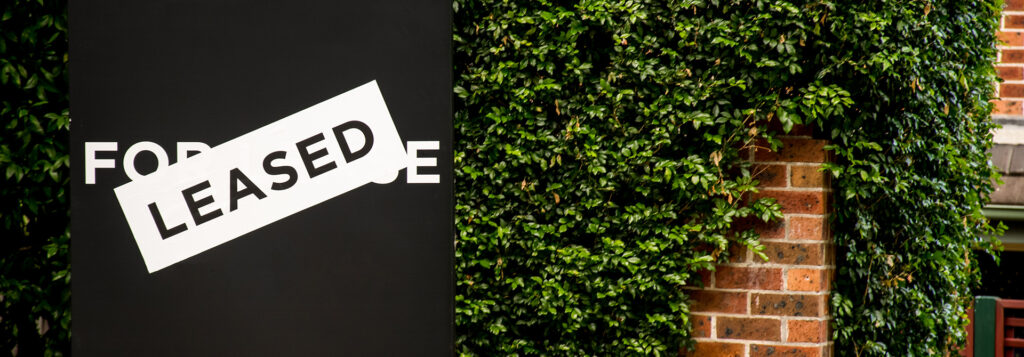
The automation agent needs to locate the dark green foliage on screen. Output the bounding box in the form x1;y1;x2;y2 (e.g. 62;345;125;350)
814;1;1003;355
0;0;70;355
453;0;1001;355
0;0;1000;355
453;0;819;354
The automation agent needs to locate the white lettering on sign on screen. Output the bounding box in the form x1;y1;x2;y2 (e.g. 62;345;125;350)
123;141;170;181
113;81;417;273
406;141;440;184
85;142;212;181
85;142;117;184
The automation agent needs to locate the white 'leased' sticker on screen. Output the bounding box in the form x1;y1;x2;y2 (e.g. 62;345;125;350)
114;81;407;273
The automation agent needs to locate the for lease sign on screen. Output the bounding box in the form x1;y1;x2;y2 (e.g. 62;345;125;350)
111;81;420;272
70;1;452;355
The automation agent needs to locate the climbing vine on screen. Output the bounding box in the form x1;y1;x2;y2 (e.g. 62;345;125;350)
453;0;1002;355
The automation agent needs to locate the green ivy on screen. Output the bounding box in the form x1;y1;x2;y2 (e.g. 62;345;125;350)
453;0;820;354
815;1;1003;355
0;0;1002;355
453;0;1001;355
0;0;71;355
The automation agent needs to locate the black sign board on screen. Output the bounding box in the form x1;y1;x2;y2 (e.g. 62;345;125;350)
70;1;452;355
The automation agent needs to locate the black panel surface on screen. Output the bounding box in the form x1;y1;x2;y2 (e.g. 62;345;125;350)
70;1;452;355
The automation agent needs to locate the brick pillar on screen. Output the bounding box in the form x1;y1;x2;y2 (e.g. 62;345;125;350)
995;7;1024;116
685;126;833;357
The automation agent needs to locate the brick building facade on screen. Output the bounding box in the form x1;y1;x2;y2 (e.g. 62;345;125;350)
682;3;1024;356
685;127;834;357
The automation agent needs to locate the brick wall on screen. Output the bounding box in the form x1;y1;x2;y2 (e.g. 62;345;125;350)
682;3;1023;354
996;2;1024;116
685;126;834;357
993;0;1024;209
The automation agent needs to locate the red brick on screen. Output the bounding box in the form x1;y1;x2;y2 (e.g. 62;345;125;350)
788;319;828;343
734;216;786;239
1004;49;1024;63
754;164;787;187
751;293;825;317
791;165;828;188
691;314;712;338
1002;84;1024;97
692;242;746;263
789;216;827;241
1008;0;1024;11
691;268;713;287
754;138;828;163
750;344;823;357
998;66;1024;81
761;242;825;265
716;266;783;290
788;124;814;136
766;121;815;136
752;190;827;214
1008;15;1024;28
993;100;1024;115
787;268;828;292
690;290;748;314
717;317;781;341
683;341;744;357
999;31;1024;46
728;243;748;263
